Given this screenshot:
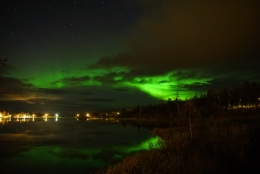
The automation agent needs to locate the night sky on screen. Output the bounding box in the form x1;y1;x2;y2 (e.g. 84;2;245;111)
1;0;260;115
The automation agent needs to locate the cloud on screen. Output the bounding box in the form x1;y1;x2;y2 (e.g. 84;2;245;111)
0;71;79;112
112;87;131;92
89;53;132;69
178;82;211;93
91;70;156;85
86;0;260;101
0;75;35;101
37;88;73;95
89;0;260;79
51;75;91;86
80;91;94;95
84;98;115;103
36;88;93;96
92;71;125;85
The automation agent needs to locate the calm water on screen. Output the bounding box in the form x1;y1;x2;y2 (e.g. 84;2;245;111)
0;118;156;173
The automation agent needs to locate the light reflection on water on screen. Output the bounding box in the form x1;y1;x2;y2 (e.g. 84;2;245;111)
0;118;158;173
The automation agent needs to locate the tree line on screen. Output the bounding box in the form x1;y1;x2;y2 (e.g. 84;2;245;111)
119;81;260;118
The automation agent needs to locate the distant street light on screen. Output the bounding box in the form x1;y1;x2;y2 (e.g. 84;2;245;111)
55;115;58;121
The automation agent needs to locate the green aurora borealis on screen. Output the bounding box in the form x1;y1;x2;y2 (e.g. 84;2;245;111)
1;0;260;114
21;67;210;99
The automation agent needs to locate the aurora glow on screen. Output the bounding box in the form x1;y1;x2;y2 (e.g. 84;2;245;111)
1;0;260;114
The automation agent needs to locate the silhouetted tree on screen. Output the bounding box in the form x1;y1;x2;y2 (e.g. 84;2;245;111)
0;55;8;65
219;88;230;109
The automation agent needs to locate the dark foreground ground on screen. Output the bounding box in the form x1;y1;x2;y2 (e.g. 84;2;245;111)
96;116;260;174
246;129;260;174
1;116;260;174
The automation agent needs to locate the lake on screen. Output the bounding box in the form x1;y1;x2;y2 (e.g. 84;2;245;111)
0;117;157;173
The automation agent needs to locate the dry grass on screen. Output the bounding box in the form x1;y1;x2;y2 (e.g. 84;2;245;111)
96;117;260;174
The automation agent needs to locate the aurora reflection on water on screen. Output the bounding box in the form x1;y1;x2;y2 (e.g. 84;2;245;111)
0;118;160;173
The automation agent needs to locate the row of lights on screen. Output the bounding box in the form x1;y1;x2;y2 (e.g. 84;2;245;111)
1;112;120;120
76;113;91;117
43;114;58;117
76;112;120;117
0;114;48;118
0;113;12;118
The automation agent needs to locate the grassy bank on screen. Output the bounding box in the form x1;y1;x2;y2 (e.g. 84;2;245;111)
96;114;260;174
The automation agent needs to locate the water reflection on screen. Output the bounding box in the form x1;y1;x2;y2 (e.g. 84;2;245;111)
14;118;34;123
0;117;62;125
0;118;155;173
0;117;11;125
